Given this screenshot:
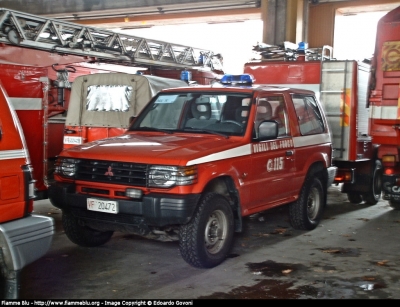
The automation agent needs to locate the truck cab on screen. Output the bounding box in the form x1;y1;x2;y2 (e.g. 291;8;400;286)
49;74;336;269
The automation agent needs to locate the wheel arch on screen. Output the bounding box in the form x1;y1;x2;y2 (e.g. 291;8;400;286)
298;150;331;188
306;161;327;183
305;161;328;204
202;175;243;233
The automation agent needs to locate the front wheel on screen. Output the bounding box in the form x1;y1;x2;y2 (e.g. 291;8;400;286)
62;211;114;247
179;193;234;268
289;176;325;230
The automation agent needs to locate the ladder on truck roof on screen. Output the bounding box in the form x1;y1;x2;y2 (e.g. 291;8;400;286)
0;8;223;70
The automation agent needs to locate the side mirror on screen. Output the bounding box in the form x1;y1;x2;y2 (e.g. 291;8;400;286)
257;121;278;141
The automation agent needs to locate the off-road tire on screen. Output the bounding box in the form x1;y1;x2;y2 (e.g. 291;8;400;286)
362;160;382;205
347;192;363;204
179;193;234;268
289;175;325;230
389;200;400;210
62;211;114;247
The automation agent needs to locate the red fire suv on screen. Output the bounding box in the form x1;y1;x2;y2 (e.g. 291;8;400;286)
49;74;336;268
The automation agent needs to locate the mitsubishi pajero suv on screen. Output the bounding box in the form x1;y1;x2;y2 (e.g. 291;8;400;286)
49;74;336;268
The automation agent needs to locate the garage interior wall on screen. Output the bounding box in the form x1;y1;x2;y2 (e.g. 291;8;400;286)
307;0;400;48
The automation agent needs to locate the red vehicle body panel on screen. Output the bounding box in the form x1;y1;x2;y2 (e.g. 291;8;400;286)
369;6;400;147
244;60;321;85
0;82;28;223
0;65;48;195
0;78;54;298
149;68;222;85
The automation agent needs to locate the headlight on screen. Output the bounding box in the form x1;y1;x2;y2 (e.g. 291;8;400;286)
148;165;197;188
55;158;79;177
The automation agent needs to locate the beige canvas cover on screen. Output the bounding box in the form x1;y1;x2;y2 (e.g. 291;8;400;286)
66;73;187;128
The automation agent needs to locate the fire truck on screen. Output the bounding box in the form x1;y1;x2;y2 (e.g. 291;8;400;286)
0;8;223;200
244;5;400;209
370;6;400;210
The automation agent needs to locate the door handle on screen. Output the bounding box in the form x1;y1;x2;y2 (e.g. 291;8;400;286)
286;150;293;156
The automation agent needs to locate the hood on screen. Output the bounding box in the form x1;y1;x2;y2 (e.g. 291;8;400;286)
61;132;251;166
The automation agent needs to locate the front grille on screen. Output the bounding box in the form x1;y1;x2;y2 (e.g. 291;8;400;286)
75;159;147;186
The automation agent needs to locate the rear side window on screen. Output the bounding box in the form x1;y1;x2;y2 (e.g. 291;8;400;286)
292;95;325;135
86;85;132;112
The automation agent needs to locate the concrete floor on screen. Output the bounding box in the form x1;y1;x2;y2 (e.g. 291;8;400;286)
20;185;400;299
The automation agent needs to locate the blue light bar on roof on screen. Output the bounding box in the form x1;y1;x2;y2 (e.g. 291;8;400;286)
298;42;308;51
180;69;192;82
220;74;254;85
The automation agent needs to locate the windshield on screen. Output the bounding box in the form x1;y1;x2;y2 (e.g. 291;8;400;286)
130;92;252;136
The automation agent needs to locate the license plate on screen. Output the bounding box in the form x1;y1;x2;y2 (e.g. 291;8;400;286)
64;136;83;145
87;198;119;214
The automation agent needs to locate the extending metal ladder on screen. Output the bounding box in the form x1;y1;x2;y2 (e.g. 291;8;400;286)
0;8;222;70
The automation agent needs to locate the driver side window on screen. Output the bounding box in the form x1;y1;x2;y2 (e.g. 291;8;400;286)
254;96;289;138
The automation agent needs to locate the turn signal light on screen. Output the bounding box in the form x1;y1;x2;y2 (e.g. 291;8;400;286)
334;169;354;183
382;155;396;167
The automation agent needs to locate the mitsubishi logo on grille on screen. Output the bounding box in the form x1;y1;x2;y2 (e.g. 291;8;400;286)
105;166;114;176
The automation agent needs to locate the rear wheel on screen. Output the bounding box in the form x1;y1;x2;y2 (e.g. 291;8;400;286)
347;192;363;204
362;160;382;205
179;193;234;268
62;211;114;247
289;176;325;230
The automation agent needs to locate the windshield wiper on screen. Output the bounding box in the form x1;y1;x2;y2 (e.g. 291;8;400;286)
181;127;229;138
132;127;174;134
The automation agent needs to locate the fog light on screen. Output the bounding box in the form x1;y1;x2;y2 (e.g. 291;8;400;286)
126;188;143;199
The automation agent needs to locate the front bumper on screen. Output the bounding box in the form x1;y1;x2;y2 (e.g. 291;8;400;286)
48;182;200;232
0;214;54;271
327;166;337;187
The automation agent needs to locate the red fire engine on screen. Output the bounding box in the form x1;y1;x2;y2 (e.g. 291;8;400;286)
370;6;400;209
244;5;400;209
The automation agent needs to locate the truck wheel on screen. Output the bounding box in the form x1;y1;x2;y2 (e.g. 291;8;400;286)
362;160;382;205
347;192;363;204
389;201;400;210
179;193;234;268
289;176;325;230
62;211;114;247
